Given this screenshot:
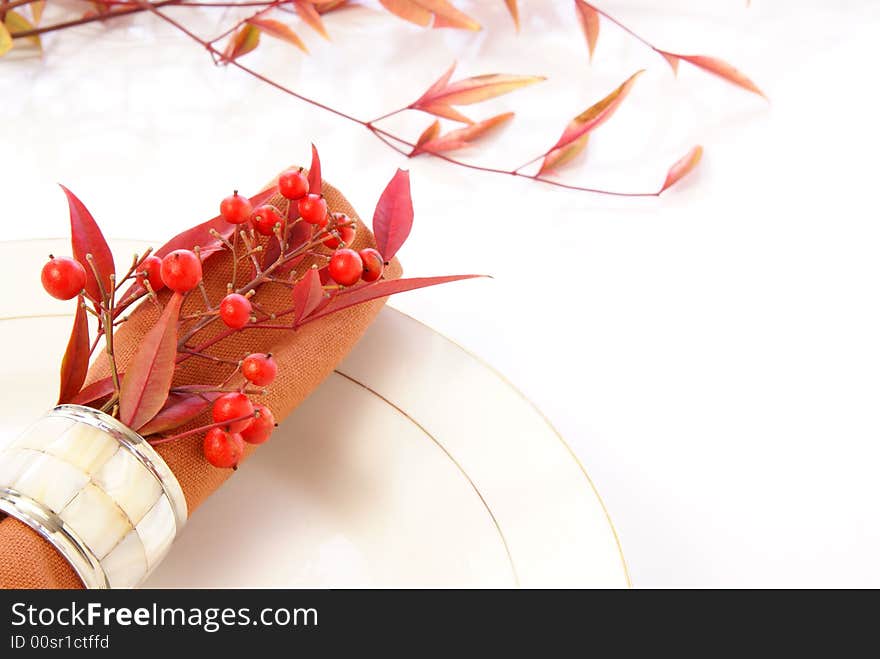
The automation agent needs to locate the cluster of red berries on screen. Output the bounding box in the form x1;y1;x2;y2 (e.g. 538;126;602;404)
41;249;204;301
203;352;278;468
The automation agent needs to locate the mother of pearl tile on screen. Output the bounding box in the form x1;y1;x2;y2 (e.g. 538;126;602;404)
0;448;40;486
45;423;118;473
136;496;176;568
101;530;148;589
60;483;131;559
93;448;162;525
14;453;89;512
13;416;75;451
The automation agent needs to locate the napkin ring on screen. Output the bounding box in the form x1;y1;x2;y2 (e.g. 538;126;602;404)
0;404;187;589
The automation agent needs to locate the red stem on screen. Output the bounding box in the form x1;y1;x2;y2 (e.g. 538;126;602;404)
149;411;256;444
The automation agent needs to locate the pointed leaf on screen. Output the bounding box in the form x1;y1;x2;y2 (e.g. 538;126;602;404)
504;0;519;30
422;0;480;30
0;22;11;57
672;53;764;97
247;17;308;53
379;0;432;27
414;112;513;155
293;267;325;325
119;292;183;430
659;145;703;193
32;0;45;24
416;103;474;124
538;133;589;176
574;0;599;62
137;389;221;436
372;169;413;261
294;0;329;39
657;49;679;74
70;375;115;405
308;143;322;195
411;120;441;155
540;69;642;165
415;61;457;105
61;185;115;304
5;10;41;50
417;73;544;107
58;296;90;404
223;23;261;62
307;275;483;323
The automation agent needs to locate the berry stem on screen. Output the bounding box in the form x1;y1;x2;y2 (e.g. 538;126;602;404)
148;411;257;445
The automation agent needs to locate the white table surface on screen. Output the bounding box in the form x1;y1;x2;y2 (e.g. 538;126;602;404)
2;0;878;587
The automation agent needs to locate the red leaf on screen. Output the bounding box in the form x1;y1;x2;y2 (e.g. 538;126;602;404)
412;112;513;155
61;185;115;304
223;23;261;62
658;50;679;74
308;143;322;195
306;275;483;323
293;0;329;39
372;169;413;261
538;70;642;175
137;388;221;436
118;292;183;430
292;267;325;325
70;375;115;405
659;145;703;193
247;17;308;53
574;0;599;62
661;51;765;98
58;295;90;404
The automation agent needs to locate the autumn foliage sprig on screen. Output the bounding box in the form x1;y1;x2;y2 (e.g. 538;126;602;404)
4;0;764;197
40;146;478;468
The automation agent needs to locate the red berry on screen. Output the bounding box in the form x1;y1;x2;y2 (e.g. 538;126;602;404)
160;249;202;293
241;353;277;386
41;256;86;300
219;293;252;329
212;392;254;433
136;255;164;292
220;191;252;225
203;427;245;468
278;169;309;200
298;194;328;226
240;404;275;445
252;204;284;237
359;248;384;282
328;248;363;286
323;214;357;249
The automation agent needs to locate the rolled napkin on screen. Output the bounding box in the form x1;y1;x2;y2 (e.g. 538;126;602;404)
0;175;403;588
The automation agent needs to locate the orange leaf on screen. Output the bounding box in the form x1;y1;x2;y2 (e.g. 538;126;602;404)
537;133;589;176
412;120;441;154
5;10;41;51
293;0;329;39
423;0;480;30
415;102;474;124
223;23;261;61
504;0;519;30
665;52;764;97
58;295;90;404
574;0;599;62
119;293;183;430
413;112;513;155
379;0;432;27
427;72;544;106
538;70;642;174
0;23;11;57
660;145;702;193
246;18;307;53
32;0;45;24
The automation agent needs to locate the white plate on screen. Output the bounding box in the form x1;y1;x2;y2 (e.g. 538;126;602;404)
0;240;628;588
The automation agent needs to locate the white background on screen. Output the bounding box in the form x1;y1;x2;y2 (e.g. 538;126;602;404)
2;0;879;587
